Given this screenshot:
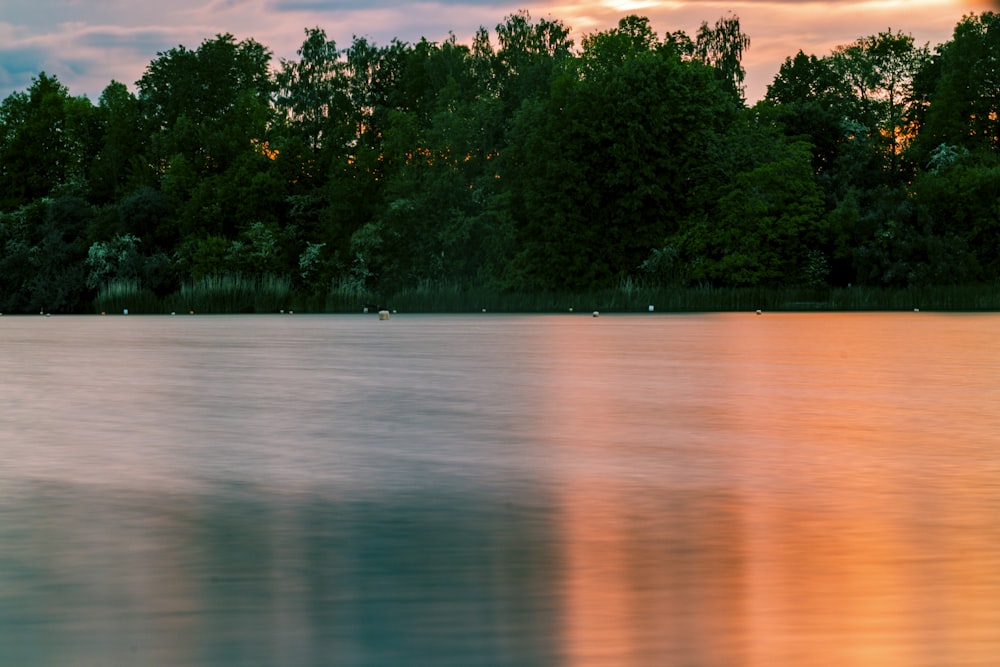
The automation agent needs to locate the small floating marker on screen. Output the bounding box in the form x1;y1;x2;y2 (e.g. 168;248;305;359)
914;308;920;312
482;308;487;313
756;309;762;315
288;310;294;315
378;309;390;320
171;311;176;315
363;306;369;313
123;308;129;315
648;305;654;312
569;307;573;312
189;310;195;315
101;311;107;316
592;311;600;318
45;313;51;317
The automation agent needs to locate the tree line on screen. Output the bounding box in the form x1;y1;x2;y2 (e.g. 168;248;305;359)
1;11;999;313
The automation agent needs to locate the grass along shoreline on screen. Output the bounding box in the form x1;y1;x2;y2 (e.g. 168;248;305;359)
90;278;1000;315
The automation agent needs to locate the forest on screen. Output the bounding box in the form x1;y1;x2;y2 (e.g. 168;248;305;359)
1;11;999;313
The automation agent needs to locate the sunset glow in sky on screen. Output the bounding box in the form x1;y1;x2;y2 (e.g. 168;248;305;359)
2;0;998;102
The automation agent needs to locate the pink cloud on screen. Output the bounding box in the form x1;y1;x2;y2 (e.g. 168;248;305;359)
1;0;996;102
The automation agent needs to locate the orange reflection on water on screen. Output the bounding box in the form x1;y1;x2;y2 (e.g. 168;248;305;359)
540;314;1000;667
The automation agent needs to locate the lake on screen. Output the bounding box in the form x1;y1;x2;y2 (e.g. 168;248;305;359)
2;312;1000;666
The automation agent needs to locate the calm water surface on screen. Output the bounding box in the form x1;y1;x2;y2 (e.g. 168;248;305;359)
2;313;1000;666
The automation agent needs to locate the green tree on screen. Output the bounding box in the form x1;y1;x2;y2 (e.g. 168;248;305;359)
0;73;95;209
504;16;736;290
765;31;927;187
492;10;574;112
912;12;1000;160
694;13;751;103
908;149;1000;278
829;30;928;177
677;139;826;286
138;34;277;241
89;81;147;203
763;51;851;175
275;28;350;154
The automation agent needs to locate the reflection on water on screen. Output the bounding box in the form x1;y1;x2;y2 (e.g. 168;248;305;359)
2;313;1000;666
0;483;560;666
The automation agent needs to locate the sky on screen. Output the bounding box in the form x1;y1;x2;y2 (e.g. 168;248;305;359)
1;0;998;104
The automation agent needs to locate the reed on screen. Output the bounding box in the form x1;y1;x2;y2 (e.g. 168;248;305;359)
93;279;160;314
324;281;381;313
372;283;1000;314
389;282;498;312
92;278;1000;315
166;274;292;314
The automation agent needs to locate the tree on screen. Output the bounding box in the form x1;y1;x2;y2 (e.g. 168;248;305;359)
138;34;277;240
275;27;350;155
504;17;736;290
0;73;95;209
677;139;826;286
138;34;275;175
694;14;751;103
492;10;574;111
913;12;1000;159
829;30;928;177
89;81;147;203
908;150;1000;278
762;51;850;176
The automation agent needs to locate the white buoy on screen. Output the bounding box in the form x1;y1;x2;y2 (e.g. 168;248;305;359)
648;305;654;312
592;311;600;317
756;309;762;315
378;310;390;320
123;308;129;315
914;308;920;312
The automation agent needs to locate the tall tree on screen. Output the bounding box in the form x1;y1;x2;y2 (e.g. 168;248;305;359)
677;138;827;286
763;51;851;175
913;12;1000;158
89;81;147;203
505;16;736;290
829;30;928;177
275;27;350;157
137;34;277;239
492;10;574;111
138;34;274;175
0;73;95;209
694;14;751;103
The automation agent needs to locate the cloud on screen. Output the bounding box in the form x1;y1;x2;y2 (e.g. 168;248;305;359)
1;0;997;102
0;46;48;92
78;27;183;53
269;0;508;9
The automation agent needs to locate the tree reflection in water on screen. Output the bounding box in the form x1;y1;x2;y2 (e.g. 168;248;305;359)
0;482;562;666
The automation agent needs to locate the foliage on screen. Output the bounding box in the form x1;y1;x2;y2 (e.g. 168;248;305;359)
1;12;999;311
912;12;1000;160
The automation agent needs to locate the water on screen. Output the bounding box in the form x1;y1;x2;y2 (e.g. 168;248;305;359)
2;312;1000;666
